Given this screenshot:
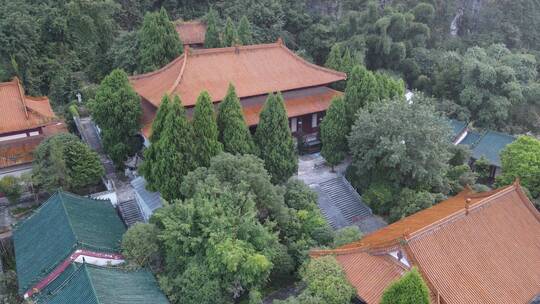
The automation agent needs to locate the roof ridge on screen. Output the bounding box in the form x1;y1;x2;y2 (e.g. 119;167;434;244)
14;190;62;229
129;54;185;81
407;184;517;241
58;191;79;245
14;77;29;120
82;263;102;304
189;42;280;57
168;46;189;95
35;263;86;303
276;42;347;79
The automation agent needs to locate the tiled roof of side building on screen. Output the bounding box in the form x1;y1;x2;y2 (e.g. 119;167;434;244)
0;78;57;134
470;130;516;167
14;191;126;294
129;40;346;108
449;119;467;139
36;263;169;304
175;20;206;45
459;130;482;146
311;183;540;304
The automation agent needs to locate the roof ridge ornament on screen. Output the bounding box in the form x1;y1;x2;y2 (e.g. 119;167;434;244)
14;77;29;119
168;49;189;95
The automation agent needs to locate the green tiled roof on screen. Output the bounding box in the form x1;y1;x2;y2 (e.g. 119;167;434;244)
471;131;516;167
14;191;126;294
450;119;467;139
459;130;482;146
36;264;169;304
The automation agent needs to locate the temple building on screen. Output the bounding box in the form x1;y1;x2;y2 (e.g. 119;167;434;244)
13;191;168;303
0;78;66;175
129;40;346;147
450;119;516;180
175;20;207;48
311;182;540;304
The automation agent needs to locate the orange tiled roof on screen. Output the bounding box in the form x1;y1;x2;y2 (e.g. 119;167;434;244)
336;252;405;304
243;88;342;126
175;20;206;45
311;183;540;304
129;41;346;108
0;78;57;134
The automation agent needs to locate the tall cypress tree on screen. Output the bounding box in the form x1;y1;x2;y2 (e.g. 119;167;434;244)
344;65;379;127
325;44;342;71
217;84;254;155
138;7;182;73
147;95;195;200
237;16;253;45
89;69;142;167
222;17;238;47
320;97;348;171
192;91;222;167
254;93;298;184
325;44;347;91
139;95;170;191
204;8;221;48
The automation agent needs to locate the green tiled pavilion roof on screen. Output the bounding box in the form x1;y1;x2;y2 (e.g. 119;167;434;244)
450;119;467;139
459;130;482;146
13;191;126;295
36;264;169;304
470;131;516;167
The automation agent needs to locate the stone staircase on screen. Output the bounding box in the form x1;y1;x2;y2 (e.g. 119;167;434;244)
314;176;373;230
117;199;143;227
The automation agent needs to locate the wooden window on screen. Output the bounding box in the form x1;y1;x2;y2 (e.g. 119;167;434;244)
291;117;297;133
311;113;318;128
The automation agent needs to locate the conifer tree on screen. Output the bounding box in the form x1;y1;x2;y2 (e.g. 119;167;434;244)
341;48;354;75
204;8;221;48
217;84;255;155
146;95;195;200
139;95;170;191
344;65;379;127
192;91;222;167
237;16;253;45
320;97;348;171
89;69;142;167
138;7;182;73
254;93;298;183
222;17;238;47
325;44;343;71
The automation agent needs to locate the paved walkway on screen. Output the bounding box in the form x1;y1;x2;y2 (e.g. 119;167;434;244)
75;117;142;225
297;153;387;234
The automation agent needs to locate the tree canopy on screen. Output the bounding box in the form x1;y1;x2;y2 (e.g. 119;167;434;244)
138;7;182;73
273;255;356;304
204;8;221;48
32;133;104;193
217;84;255;155
192;91;223;167
237;16;254;45
254;93;297;184
320;96;348;170
89;68;142;166
141;95;195;200
348;95;452;192
380;268;430;304
222;17;238;47
497;136;540;198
